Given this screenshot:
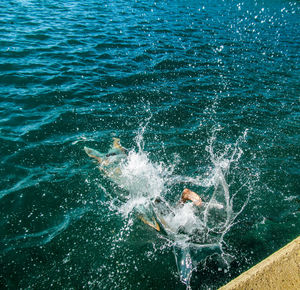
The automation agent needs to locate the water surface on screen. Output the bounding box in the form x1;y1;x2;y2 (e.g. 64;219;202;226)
0;0;299;289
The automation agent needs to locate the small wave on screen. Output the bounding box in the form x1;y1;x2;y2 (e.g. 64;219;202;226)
24;33;50;41
1;207;87;254
153;59;188;70
0;173;44;200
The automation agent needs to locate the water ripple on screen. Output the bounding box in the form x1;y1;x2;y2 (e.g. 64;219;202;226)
1;207;88;254
0;0;299;288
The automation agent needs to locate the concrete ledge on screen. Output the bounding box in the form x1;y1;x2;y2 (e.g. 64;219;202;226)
219;236;300;290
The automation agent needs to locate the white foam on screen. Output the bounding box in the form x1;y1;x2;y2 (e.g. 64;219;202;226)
119;150;165;199
164;203;199;234
104;127;251;283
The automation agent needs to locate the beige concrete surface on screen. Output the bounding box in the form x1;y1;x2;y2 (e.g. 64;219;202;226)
219;235;300;290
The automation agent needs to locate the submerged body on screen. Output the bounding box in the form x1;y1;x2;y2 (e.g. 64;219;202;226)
84;138;202;232
84;138;221;285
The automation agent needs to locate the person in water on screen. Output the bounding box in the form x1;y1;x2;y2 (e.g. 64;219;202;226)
84;138;203;231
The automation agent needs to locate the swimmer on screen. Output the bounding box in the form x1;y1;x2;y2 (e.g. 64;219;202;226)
84;138;203;231
84;138;214;286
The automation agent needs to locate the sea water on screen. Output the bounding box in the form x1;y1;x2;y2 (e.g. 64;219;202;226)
0;0;299;289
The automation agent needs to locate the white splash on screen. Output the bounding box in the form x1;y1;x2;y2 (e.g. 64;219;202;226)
91;127;251;287
120;150;165;199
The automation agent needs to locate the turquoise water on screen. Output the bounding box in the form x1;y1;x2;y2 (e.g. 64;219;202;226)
0;0;299;289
